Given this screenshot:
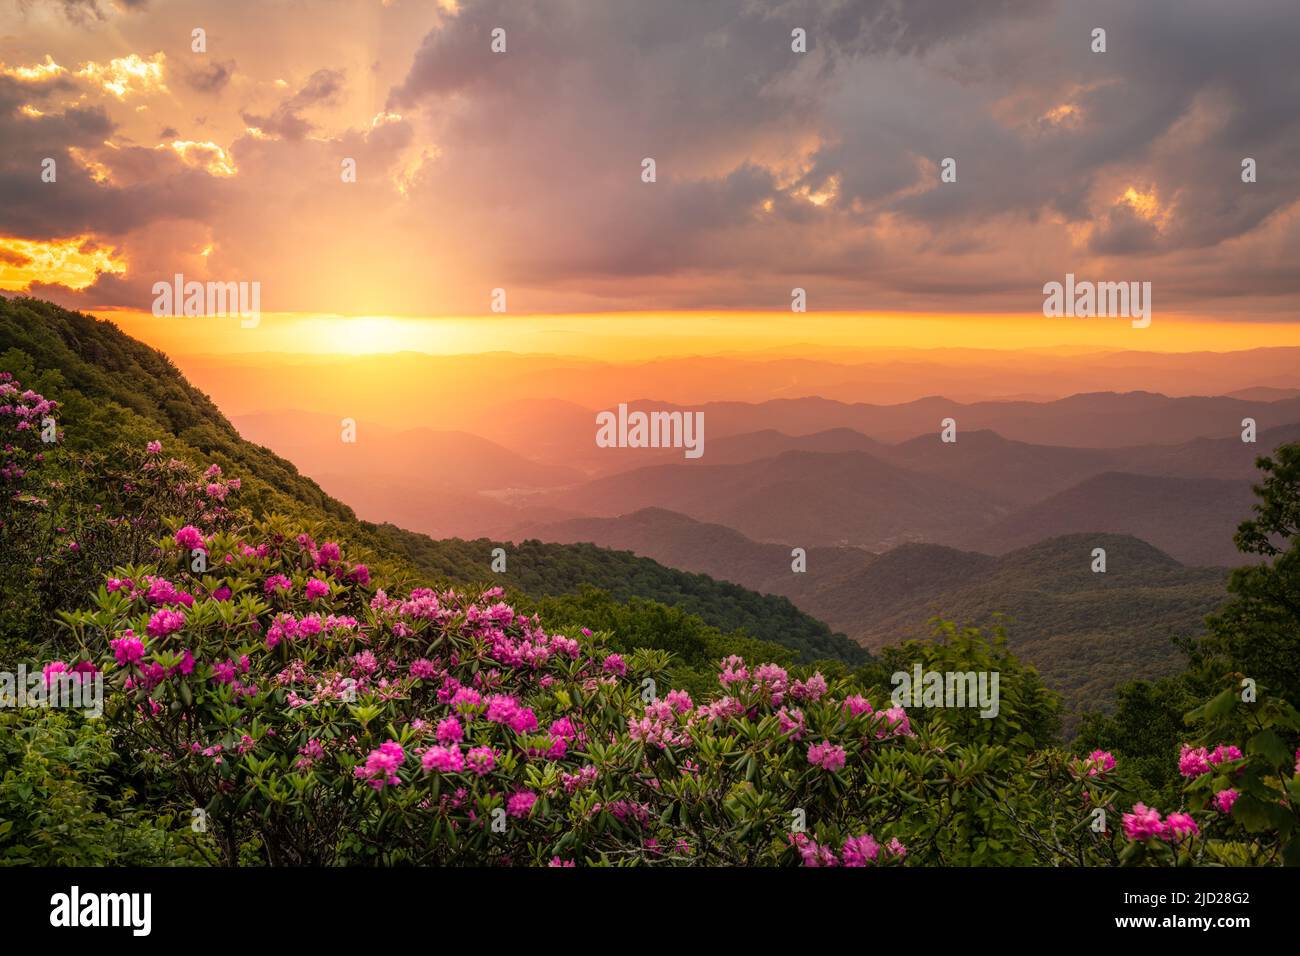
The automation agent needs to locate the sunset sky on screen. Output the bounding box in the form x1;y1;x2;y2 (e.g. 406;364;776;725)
2;0;1299;357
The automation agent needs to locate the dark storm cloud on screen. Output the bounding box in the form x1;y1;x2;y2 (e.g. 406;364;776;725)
0;77;218;240
7;0;1296;315
377;0;1300;311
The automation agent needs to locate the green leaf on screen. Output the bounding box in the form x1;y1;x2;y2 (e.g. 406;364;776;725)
1247;729;1291;769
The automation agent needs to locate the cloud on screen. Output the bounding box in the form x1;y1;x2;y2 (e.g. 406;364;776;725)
182;59;235;95
5;0;1299;316
241;68;346;140
16;0;147;23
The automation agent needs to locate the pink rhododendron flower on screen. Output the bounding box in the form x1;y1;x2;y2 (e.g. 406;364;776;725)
486;691;520;723
146;440;162;454
562;765;598;793
1081;750;1116;776
110;635;146;666
509;707;539;734
602;653;627;677
1165;812;1199;842
450;687;483;712
807;740;847;772
295;739;325;770
305;578;330;601
789;833;838;867
174;525;206;552
409;658;437;680
354;740;405;790
42;661;68;687
1213;789;1239;814
843;694;874;718
876;707;913;738
1122;803;1166;841
751;663;789;704
841;833;880;866
352;650;378;676
485;694;537;733
791;672;828;702
1209;744;1243;765
1179;745;1212;778
465;746;496;776
777;706;806;740
421;745;464;773
146;608;185;638
664;689;693;713
264;574;292;596
436;716;464;745
718;655;749;689
507;790;537;818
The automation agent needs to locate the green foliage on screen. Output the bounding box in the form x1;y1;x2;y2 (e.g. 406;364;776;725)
370;524;868;666
1075;669;1208;803
1200;442;1300;705
0;709;207;865
866;620;1061;749
532;586;798;702
1079;443;1300;812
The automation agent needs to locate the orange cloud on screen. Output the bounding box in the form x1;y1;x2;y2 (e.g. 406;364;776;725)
76;52;168;99
0;56;66;82
0;237;126;292
162;140;238;177
1;52;167;99
1118;185;1171;228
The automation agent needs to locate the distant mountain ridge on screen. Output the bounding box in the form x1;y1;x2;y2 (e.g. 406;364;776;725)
515;509;1230;727
963;472;1256;566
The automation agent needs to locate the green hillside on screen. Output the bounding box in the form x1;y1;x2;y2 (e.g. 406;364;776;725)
849;534;1228;730
0;296;863;671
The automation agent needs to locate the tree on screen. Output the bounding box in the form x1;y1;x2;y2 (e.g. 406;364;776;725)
1201;442;1300;707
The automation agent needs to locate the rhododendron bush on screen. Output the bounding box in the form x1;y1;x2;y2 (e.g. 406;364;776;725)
47;480;1297;866
1;379;251;657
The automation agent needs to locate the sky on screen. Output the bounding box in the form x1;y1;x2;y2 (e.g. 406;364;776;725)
1;0;1299;356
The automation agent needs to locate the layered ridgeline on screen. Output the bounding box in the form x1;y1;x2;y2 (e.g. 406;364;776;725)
514;514;1230;730
0;297;865;685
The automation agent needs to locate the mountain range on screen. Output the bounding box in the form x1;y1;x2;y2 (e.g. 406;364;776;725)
509;507;1229;728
